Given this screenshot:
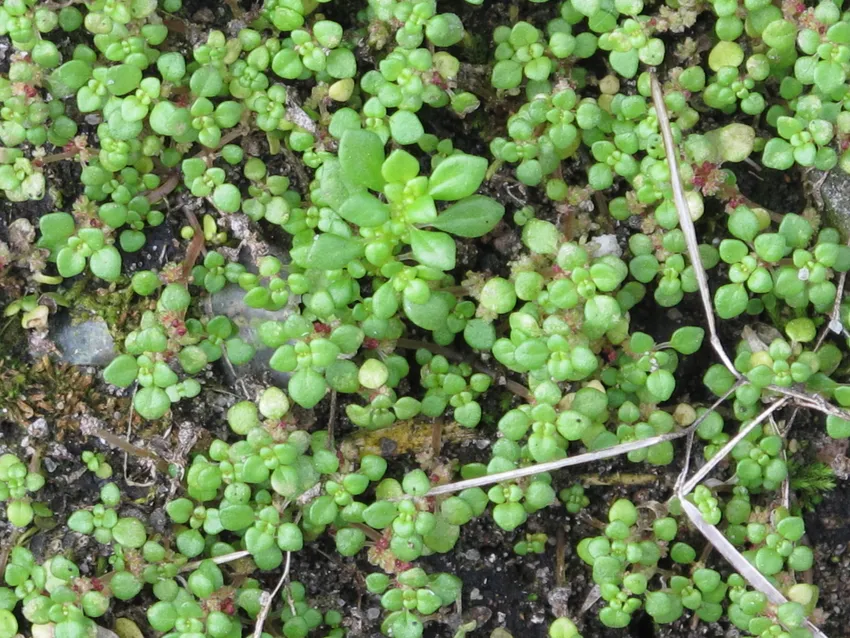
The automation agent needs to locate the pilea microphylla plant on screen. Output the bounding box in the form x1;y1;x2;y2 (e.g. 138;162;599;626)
6;0;850;637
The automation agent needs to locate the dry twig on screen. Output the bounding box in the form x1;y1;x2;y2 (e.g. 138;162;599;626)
252;551;292;638
651;70;828;637
649;74;738;377
180;550;251;573
423;386;735;497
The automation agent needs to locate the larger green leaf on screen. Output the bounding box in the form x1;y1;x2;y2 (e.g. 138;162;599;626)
48;60;92;98
403;292;452;331
300;233;364;270
339;191;390;227
409;229;456;271
319;159;350;211
431;196;505;237
339;129;386;192
428;154;488;201
609;50;639;78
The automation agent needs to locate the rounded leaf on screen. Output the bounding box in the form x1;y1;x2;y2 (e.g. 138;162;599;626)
428;154;488;201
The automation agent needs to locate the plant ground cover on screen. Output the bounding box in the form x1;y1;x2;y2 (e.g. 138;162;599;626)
5;0;850;637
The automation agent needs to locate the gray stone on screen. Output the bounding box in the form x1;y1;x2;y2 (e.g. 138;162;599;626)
586;233;622;258
819;170;850;239
51;313;116;366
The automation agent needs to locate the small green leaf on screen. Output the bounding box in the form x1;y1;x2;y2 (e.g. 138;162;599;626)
403;292;452;331
89;246;122;281
762;138;794;170
49;60;92;98
389;111;424;145
430;196;505;237
288;368;328;409
57;248;86;278
714;283;749;319
134;387;171;419
669;327;705;355
104;355;139;388
189;65;223;97
646;369;675;401
609;50;639;79
409;229;456;271
38;212;76;250
428;154;488;201
814;60;846;95
491;60;523;89
149;101;191;138
106;64;142;96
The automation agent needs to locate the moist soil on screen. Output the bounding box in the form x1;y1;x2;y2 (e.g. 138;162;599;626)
2;1;850;637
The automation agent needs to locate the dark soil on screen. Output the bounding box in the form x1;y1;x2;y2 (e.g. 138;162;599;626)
3;1;850;638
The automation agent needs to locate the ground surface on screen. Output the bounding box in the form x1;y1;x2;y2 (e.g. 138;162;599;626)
2;1;850;637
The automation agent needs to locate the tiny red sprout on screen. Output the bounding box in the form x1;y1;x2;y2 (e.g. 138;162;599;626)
23;85;38;99
725;197;743;213
221;599;235;615
550;265;565;276
314;322;331;334
91;578;104;592
693;162;725;196
430;72;448;90
375;534;390;551
363;337;380;349
395;560;413;572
